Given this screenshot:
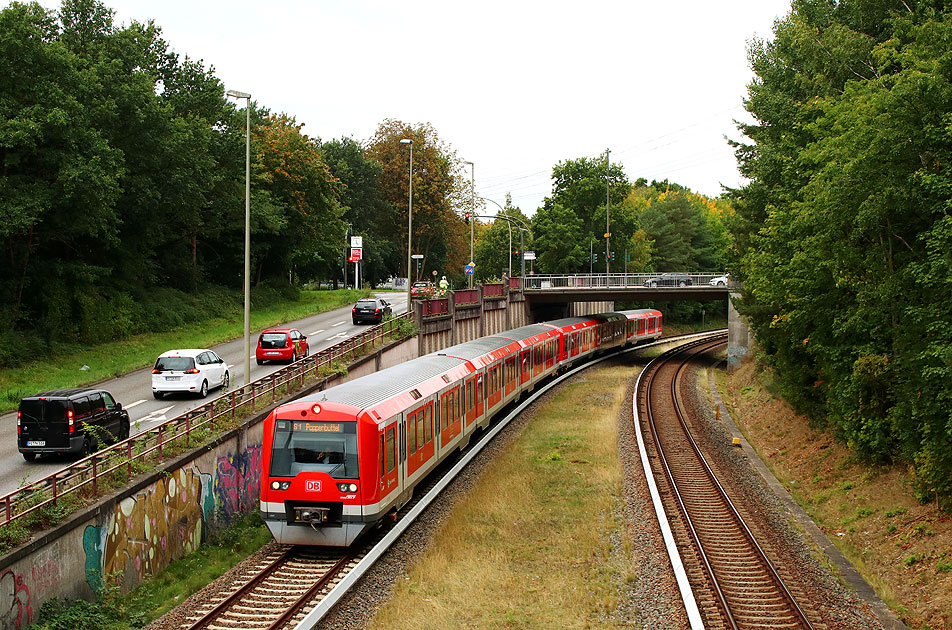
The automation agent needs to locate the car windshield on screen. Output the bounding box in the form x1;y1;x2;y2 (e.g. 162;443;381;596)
154;357;196;371
357;299;375;304
261;333;287;343
269;419;358;479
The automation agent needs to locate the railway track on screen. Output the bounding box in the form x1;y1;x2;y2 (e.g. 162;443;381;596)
637;335;822;629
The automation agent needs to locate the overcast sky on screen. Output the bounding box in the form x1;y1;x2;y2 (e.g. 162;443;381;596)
20;0;791;215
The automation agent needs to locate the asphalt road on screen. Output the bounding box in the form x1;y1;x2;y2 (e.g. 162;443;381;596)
0;292;408;496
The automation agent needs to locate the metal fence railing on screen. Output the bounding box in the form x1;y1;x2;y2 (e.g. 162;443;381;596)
2;312;413;530
521;273;734;290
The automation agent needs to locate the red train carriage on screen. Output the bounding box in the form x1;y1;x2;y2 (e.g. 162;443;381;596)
260;309;662;546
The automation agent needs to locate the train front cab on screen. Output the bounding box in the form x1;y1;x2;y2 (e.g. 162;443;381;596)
260;400;373;546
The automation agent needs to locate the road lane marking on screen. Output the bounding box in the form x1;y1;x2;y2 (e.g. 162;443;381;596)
136;405;175;426
310;329;325;335
327;332;349;340
331;321;346;327
125;400;147;409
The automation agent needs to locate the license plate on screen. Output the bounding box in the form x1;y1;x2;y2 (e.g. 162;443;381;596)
267;351;280;355
26;440;45;447
165;376;181;381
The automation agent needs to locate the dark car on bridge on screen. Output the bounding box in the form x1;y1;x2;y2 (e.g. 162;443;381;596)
644;272;693;287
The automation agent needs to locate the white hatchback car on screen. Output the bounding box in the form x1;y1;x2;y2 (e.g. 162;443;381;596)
709;273;730;286
151;349;230;399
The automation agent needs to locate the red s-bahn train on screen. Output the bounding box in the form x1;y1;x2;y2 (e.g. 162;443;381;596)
260;308;662;546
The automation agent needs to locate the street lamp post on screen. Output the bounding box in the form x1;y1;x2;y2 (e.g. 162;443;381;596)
400;138;413;304
478;197;531;280
463;161;474;288
226;89;251;387
605;148;610;276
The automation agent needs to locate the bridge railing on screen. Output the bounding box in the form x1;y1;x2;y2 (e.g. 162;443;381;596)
522;273;730;289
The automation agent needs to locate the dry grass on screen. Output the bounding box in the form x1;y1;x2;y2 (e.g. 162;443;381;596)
720;359;952;630
367;366;636;630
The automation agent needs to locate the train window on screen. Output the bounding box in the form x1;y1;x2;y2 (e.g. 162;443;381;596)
408;412;417;454
416;412;425;450
533;345;542;368
425;405;433;443
521;351;530;376
380;435;384;478
385;427;396;474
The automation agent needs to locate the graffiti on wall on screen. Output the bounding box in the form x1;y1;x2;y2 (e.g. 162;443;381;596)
84;466;212;589
0;570;32;630
214;445;262;524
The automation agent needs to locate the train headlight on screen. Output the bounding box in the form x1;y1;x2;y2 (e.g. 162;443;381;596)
337;483;358;492
270;480;291;491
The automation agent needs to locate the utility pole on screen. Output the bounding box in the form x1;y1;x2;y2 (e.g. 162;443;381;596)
605;148;610;276
590;238;594;274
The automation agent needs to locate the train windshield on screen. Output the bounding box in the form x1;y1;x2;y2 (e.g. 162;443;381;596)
269;419;358;479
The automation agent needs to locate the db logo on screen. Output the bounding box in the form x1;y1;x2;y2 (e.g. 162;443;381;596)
305;480;321;492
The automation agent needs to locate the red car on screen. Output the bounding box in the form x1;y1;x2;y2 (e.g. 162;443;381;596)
409;281;432;299
256;328;309;365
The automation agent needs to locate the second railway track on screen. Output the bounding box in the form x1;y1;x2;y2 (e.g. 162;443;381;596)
637;335;822;629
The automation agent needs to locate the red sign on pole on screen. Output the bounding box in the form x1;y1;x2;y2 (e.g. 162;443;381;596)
348;247;362;262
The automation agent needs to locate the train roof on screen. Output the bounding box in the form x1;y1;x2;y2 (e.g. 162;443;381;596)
434;336;514;361
302;354;466;409
544;316;595;330
492;322;560;341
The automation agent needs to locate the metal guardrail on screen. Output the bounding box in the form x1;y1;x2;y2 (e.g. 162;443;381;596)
1;312;413;530
521;273;733;290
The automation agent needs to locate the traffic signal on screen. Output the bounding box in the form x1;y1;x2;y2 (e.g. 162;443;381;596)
593;253;598;263
587;255;592;262
610;251;615;261
514;249;520;256
464;212;470;224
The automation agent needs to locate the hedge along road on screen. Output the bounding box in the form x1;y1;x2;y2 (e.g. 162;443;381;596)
0;292;409;497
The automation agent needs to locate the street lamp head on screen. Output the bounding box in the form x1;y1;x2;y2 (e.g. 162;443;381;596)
400;138;413;144
226;89;251;99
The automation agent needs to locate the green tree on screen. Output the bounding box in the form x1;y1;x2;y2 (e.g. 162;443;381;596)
366;119;465;283
531;203;586;273
729;0;952;500
320;136;399;287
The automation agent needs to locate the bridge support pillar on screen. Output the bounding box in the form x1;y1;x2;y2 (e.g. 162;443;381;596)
727;291;751;372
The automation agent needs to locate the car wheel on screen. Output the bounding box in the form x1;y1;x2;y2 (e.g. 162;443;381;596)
222;371;230;390
304;346;309;358
153;391;164;399
353;318;359;325
81;438;93;458
678;281;687;287
22;452;36;462
649;281;658;288
199;380;209;398
120;420;130;441
256;358;263;365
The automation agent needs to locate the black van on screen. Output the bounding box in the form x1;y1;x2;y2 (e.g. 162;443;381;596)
17;388;131;461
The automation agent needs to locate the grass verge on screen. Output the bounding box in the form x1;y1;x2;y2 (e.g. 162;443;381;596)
0;288;369;414
366;363;636;629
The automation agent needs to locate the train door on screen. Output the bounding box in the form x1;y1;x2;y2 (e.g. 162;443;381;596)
532;343;544;378
519;349;531;386
571;332;580;357
545;339;556;370
488;363;502;408
440;386;462;447
379;420;399;499
406;403;435;477
504;356;517;397
637;317;646;338
465;376;479;427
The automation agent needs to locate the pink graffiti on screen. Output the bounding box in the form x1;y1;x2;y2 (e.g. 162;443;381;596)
0;570;32;630
215;445;262;521
29;555;61;592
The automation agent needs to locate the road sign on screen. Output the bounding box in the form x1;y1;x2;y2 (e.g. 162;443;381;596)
464;262;475;275
351;236;362;248
348;247;362;262
523;250;536;261
411;254;424;259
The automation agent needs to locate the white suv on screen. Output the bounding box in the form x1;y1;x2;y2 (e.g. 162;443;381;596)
151;349;230;399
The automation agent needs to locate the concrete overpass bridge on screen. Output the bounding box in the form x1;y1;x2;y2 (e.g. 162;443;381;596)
519;272;749;370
